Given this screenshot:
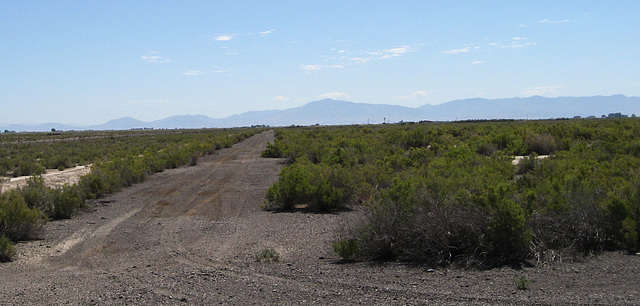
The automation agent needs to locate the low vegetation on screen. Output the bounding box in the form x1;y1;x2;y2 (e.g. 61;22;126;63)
0;235;17;262
515;276;531;290
263;119;640;267
255;248;280;262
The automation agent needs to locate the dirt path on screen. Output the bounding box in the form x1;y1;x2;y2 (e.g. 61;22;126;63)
1;130;639;305
1;165;92;193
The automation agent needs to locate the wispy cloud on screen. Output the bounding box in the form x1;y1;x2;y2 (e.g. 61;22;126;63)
273;95;290;101
317;92;350;100
370;45;417;59
539;18;570;24
347;57;371;64
394;90;430;99
183;70;204;76
486;37;536;49
301;44;419;71
472;60;486;65
129;99;174;104
141;51;171;63
301;64;344;71
260;29;274;35
522;85;562;96
215;35;234;41
443;47;473;54
507;37;535;48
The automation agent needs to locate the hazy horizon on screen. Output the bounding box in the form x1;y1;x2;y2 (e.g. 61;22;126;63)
2;1;639;125
2;95;639;130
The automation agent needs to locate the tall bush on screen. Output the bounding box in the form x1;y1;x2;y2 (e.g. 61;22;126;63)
0;190;46;240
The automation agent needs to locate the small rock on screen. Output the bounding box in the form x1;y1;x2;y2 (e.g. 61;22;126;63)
426;269;435;273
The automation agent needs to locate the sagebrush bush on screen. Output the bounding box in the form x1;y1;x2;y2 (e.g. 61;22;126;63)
14;160;45;177
333;239;361;261
527;133;557;155
255;248;280;262
261;140;286;158
20;177;85;220
264;160;353;212
0;190;46;241
51;184;85;219
20;176;54;213
0;235;16;262
265;120;640;266
515;276;530;290
396;204;490;266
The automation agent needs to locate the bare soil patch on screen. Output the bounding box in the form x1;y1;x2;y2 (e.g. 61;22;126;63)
1;130;638;304
1;165;92;192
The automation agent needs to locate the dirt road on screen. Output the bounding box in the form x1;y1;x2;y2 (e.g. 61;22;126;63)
1;131;639;305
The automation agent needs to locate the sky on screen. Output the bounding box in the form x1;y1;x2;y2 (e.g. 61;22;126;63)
1;1;639;126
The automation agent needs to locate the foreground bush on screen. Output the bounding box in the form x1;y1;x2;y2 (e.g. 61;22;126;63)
20;177;85;220
264;119;640;267
0;190;46;241
0;235;16;262
264;159;354;212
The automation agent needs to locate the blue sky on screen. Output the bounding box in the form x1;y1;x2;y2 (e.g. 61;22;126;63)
1;1;639;125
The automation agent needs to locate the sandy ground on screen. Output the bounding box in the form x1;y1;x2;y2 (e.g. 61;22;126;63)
0;165;92;193
512;155;550;165
0;131;639;305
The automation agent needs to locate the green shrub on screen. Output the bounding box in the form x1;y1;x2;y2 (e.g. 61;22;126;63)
621;217;639;252
264;161;353;212
396;204;490;266
255;248;280;262
486;185;531;262
20;177;85;220
20;176;55;214
51;184;85;219
78;168;109;199
0;235;16;262
0;190;46;240
527;133;557;155
515;276;530;290
262;140;286;158
14;161;45;177
265;120;640;266
333;239;361;261
189;153;199;166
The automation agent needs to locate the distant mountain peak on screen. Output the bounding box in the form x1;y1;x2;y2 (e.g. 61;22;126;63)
2;95;638;132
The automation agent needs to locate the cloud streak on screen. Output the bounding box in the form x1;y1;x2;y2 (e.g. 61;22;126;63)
443;47;473;54
539;18;570;24
141;52;171;63
301;64;343;71
183;70;204;76
302;44;419;71
317;92;349;100
215;35;234;41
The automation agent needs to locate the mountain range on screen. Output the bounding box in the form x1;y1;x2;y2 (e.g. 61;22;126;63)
3;95;640;132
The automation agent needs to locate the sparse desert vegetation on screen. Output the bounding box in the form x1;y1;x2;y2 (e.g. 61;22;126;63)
0;128;264;255
263;118;640;267
0;125;639;304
